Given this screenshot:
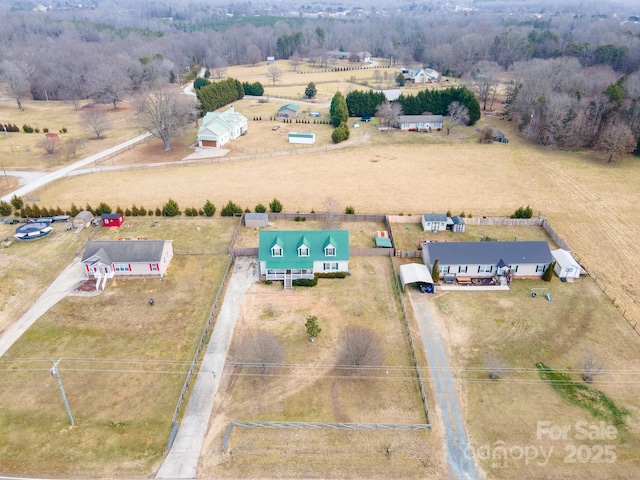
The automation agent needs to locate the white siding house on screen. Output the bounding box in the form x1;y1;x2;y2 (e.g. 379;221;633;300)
398;115;443;131
197;107;248;148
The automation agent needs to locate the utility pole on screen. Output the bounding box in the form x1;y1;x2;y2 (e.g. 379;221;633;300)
50;359;75;426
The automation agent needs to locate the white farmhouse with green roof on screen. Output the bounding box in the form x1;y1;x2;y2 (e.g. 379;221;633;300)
258;230;350;288
197;106;248;148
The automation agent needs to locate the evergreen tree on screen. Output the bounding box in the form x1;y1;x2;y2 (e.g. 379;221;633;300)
202;199;216;216
330;91;349;127
305;82;317;99
162;198;181;216
432;259;441;283
269;198;283;213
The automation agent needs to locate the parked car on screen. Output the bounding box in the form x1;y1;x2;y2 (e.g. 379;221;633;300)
3;218;19;224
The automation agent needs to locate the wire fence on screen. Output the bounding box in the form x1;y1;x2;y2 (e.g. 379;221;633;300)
222;420;431;451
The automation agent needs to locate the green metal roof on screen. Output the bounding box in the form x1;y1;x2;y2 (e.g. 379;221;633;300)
278;103;300;112
288;132;315;138
259;230;349;267
375;236;393;248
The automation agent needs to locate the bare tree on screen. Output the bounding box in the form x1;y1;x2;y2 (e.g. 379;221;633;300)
444;101;470;135
81;107;112;139
246;44;262;66
136;88;195;151
37;136;59;155
209;56;228;79
61;137;87;160
289;52;301;72
337;326;383;376
89;60;131;109
324;196;339;229
470;61;502;111
267;65;282;86
0;60;30;111
486;354;509;380
238;330;285;375
581;355;604;383
376;101;403;131
597;121;636;163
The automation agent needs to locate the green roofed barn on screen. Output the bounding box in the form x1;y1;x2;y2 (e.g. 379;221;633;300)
277;103;300;118
258;230;349;289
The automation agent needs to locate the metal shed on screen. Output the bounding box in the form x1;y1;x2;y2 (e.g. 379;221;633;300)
288;132;315;144
399;263;434;292
245;213;268;227
551;249;582;281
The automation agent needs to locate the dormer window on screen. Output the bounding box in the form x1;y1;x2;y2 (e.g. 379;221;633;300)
271;245;283;257
298;236;310;257
325;245;336;256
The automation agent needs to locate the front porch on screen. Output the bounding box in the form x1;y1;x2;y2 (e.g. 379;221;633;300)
265;268;314;289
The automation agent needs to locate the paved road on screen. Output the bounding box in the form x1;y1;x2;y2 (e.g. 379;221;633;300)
408;291;479;480
0;258;86;358
156;257;258;479
0;132;152;203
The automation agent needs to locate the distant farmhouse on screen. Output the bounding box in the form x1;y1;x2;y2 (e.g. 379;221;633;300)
399;115;444;131
402;66;440;84
326;50;372;63
197;106;248;148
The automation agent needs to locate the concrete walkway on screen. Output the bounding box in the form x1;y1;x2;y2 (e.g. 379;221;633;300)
408;291;479;480
0;258;86;358
156;257;258;479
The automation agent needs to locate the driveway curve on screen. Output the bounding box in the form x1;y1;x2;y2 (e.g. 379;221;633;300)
408;290;479;480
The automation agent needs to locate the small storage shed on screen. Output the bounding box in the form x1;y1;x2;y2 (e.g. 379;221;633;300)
245;213;268;227
102;212;124;227
288;132;315;144
399;263;434;292
449;215;466;232
73;210;93;228
422;213;447;232
551;249;582;281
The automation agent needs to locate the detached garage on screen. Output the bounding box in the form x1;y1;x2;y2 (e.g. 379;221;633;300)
288;132;315;144
399;263;434;293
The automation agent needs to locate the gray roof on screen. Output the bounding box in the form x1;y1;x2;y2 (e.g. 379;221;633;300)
451;216;465;225
425;241;552;265
398;115;443;123
245;213;268;220
75;211;93;221
82;240;170;264
423;213;448;222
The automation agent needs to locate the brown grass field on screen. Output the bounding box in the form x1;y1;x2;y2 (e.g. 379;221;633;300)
199;256;446;478
1;60;640;478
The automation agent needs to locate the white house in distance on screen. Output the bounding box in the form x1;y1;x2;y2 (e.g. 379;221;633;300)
422;241;553;283
81;240;174;290
197;106;248;148
402;66;440;84
398;115;444;131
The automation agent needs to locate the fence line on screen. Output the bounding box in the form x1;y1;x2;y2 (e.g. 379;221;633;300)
222;420;430;451
388;257;431;425
174;249;228;255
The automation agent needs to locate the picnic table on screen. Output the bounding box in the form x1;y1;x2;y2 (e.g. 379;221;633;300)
456;276;472;285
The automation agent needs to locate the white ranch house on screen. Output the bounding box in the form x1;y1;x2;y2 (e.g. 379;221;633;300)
398;115;443;131
81;240;174;290
197;106;248;148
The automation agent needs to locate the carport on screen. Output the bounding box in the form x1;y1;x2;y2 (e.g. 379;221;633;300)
399;263;434;293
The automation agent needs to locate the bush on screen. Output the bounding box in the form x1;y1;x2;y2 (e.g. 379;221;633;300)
269;197;283;213
345;206;355;214
221;200;243;216
155;207;162;216
139;206;147;217
478;126;493;144
60;127;67;133
124;208;132;216
202;199;216;217
0;201;12;216
543;262;555;282
43;127;49;133
293;278;318;287
162;198;181;216
512;205;533;219
185;207;199;216
255;203;267;213
22;124;34;133
95;202;112;215
315;272;348;279
10;195;23;210
431;259;441;283
331;124;350;143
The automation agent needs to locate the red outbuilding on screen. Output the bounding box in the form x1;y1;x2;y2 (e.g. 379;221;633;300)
101;213;124;227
